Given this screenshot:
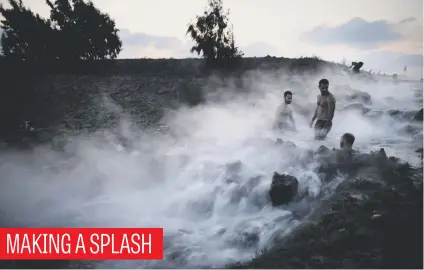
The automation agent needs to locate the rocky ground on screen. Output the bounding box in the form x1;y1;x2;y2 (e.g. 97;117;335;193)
232;145;423;269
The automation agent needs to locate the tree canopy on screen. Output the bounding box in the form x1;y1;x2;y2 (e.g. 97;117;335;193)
186;0;243;67
0;0;122;61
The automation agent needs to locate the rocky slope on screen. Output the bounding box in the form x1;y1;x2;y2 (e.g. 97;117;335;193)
232;146;423;269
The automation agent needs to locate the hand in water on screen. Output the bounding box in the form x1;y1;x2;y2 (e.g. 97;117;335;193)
309;120;314;128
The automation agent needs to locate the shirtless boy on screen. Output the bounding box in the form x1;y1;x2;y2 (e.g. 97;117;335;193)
275;90;297;131
309;79;336;140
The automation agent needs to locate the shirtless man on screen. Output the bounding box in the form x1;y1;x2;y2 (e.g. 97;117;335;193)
309;79;336;140
274;90;297;131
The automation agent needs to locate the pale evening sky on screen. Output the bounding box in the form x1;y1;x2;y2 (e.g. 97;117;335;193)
1;0;423;78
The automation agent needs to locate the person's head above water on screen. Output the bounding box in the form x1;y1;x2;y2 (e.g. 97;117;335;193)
284;90;292;104
318;79;329;95
340;133;355;149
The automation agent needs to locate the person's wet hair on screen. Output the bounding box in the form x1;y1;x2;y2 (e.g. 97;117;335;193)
319;79;329;86
284;91;292;97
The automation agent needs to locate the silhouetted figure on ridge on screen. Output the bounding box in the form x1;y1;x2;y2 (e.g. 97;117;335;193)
350;61;364;73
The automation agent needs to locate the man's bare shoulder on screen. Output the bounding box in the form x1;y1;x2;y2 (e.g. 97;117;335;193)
329;93;336;103
276;103;283;112
276;102;286;112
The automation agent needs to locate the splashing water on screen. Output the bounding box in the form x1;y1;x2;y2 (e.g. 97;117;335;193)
0;70;422;268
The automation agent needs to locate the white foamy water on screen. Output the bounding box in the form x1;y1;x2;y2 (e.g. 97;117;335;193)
0;70;422;268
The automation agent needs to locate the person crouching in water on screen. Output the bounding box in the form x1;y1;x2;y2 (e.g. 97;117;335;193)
340;133;355;150
338;133;356;162
309;79;336;140
274;91;297;132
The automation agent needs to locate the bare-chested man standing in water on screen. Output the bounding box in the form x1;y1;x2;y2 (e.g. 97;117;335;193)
309;79;336;140
274;90;297;132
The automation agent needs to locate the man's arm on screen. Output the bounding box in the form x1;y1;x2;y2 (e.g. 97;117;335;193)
289;110;297;130
310;95;320;127
309;107;318;128
311;107;318;121
328;95;336;121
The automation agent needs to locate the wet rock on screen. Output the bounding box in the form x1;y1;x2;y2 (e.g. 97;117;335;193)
388;109;402;116
387;109;418;120
416;148;423;160
376;148;388;160
275;138;284;145
412;132;423;143
414;108;423;121
403;124;418;134
342;103;370;115
269;172;299;206
315;145;330;155
226;227;260;249
389;156;399;163
364;110;383;119
347;91;372;105
283;140;297;149
226;161;243;175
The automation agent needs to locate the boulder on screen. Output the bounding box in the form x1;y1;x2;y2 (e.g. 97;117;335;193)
315;145;330;155
346;91;372;105
269;172;299;206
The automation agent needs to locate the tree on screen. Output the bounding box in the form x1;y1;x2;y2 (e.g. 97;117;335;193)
46;0;122;60
0;0;122;61
0;0;56;60
186;0;243;67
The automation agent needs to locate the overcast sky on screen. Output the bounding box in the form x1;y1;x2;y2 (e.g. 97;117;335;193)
1;0;423;78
